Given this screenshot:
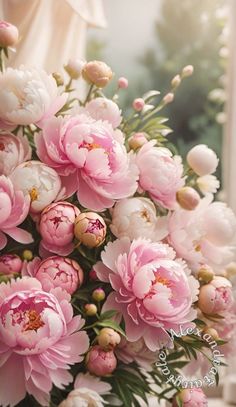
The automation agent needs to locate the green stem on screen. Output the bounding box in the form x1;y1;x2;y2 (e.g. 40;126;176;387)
84;84;94;105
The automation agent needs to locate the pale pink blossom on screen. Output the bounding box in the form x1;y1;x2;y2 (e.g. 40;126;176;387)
35;115;138;211
0;277;89;407
0;175;32;250
0;254;22;276
0;131;31;176
197;174;220;195
85;98;122;128
74;212;106;248
0;20;18;47
94;238;198;351
86;345;117;376
22;256;84;294
187;144;218;176
39;201;80;256
0;66;67;130
110;197;168;241
136;141;185;209
59;373;111;407
82;61;113;88
10;161;61;213
198;276;233;314
116;338;157;371
172;388;207;407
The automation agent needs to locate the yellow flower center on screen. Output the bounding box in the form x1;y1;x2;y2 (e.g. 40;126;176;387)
29;187;39;201
23;310;44;331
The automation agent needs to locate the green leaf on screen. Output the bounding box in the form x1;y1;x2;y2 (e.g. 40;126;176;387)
97;320;126;337
99;310;117;320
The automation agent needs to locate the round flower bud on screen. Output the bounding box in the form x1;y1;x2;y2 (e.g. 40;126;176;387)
82;60;113;88
74;212;106;248
0;20;19;47
22;249;33;261
128;132;148;150
172;388;207;407
92;288;106;302
202;327;219;340
182;65;194;77
64;58;85;79
171;74;181;88
84;303;98;316
163;92;174;104
176;187;200;210
187;144;219;176
198;276;233;315
118;77;129;89
52;72;64;86
97;328;121;350
197;265;215;284
86;345;117;376
132;98;145;112
0;254;22;276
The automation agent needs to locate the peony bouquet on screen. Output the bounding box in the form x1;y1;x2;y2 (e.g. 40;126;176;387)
0;20;236;407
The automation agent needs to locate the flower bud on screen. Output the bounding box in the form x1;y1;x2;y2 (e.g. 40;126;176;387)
198;276;233;315
202;327;219;340
171;74;181;88
197;265;214;284
118;77;129;89
187;144;219;176
128;132;148;150
0;254;22;276
176;187;200;210
64;58;85;79
0;20;19;47
86;345;117;376
132;98;145;111
97;328;121;350
163;92;174;104
74;212;106;248
84;303;97;316
89;268;98;281
92;288;106;302
82;60;113;88
22;250;33;261
172;388;207;407
182;65;194;77
52;72;64;86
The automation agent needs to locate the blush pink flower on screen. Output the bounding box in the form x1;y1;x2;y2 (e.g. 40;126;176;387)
0;67;67;130
115;337;157;371
136;141;185;209
0;175;33;250
35;115;138;211
0;254;22;276
0;20;18;47
198;276;233;315
94;238;198;351
0;132;31;176
22;256;84;294
86;345;117;376
39;201;80;256
172;388;208;407
0;277;89;407
85;98;122;128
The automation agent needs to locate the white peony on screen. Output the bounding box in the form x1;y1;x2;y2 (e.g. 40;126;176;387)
197;174;220;195
10;160;61;213
0;66;67;129
110;197;168;241
0;131;31;175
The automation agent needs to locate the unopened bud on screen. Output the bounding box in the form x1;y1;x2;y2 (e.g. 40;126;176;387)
132;98;145;112
171;74;181;88
176;187;200;210
198;265;215;284
22;250;33;261
52;72;64;86
128;132;148;150
182;65;194;77
92;288;106;302
84;303;97;316
163;92;174;104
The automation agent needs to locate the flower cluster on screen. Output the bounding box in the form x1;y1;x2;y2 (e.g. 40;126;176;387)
0;19;235;407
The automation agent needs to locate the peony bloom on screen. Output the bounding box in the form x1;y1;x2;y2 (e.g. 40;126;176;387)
198;276;233;315
187;144;218;176
22;256;84;294
172;388;208;407
0;131;31;176
0;175;32;250
197;174;220;195
64;58;85;79
39;201;80;256
0;66;67;130
59;373;111;407
74;212;106;248
85;98;122;128
110;197;168;241
0;254;22;276
136;141;185;209
0;20;18;47
0;277;89;406
94;238;198;351
115;338;157;371
168;195;236;271
10;161;61;213
35;115;138;211
86;345;117;376
82;60;113;88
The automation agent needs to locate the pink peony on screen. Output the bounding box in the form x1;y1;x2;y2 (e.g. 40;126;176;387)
0;277;89;406
86;345;117;376
94;238;198;351
22;256;84;294
85;97;122;128
172;388;208;407
0;131;31;176
0;175;33;250
136;141;185;209
39;201;80;256
187;144;218;176
0;67;67;130
198;276;233;315
116;337;157;371
35;115;138;211
0;20;18;47
168;195;236;271
0;254;22;276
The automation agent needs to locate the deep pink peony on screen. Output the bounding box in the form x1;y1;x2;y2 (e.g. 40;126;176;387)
0;131;31;176
0;175;33;250
35;115;138;211
0;277;89;406
39;201;80;256
94;238;198;351
86;345;117;376
172;388;208;407
0;254;22;276
22;256;84;294
136;141;185;209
